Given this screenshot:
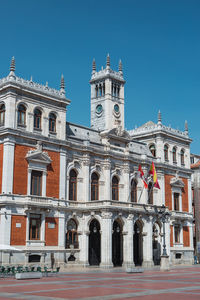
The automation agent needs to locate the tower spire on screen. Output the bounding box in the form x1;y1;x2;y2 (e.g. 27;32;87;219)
60;74;65;94
106;53;110;68
92;58;96;73
10;56;15;72
185;120;188;134
119;59;123;73
158;110;162;125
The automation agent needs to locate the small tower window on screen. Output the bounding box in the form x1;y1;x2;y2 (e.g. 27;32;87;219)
0;104;5;126
172;147;177;163
69;169;77;201
49;113;56;133
164;145;169;161
91;172;99;201
149;144;156;157
180;149;184;165
131;179;137;202
17;104;26;126
34;109;42;129
112;176;119;201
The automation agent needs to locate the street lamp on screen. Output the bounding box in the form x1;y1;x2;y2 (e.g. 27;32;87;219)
158;205;170;256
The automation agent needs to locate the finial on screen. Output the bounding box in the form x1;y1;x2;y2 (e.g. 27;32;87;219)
60;74;65;93
30;76;33;82
106;53;110;68
119;59;123;73
185;120;188;133
158;110;162;125
10;56;15;72
92;58;96;72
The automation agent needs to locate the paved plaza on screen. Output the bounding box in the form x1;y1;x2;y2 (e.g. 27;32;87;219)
0;266;200;299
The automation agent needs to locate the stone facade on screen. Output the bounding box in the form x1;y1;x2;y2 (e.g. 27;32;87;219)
0;57;193;268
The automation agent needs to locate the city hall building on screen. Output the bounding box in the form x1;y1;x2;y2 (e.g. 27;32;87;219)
0;56;193;268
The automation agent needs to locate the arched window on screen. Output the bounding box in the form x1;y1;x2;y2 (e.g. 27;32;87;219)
66;219;78;249
131;179;137;202
0;104;5;126
91;172;99;201
148;182;153;204
180;149;184;165
149;144;156;157
112;176;119;201
69;169;77;201
49;113;56;132
172;147;177;163
164;145;169;161
34;109;42;129
17;104;26;126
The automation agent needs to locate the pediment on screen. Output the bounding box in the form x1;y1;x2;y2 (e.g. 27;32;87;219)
170;177;185;188
100;127;131;142
26;142;52;165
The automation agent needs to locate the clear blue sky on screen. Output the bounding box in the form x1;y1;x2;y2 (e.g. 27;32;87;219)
0;0;199;153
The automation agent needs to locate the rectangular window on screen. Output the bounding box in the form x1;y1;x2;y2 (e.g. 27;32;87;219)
29;214;41;240
174;225;180;243
31;171;42;196
174;193;179;211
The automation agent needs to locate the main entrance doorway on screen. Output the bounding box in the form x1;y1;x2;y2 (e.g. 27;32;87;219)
89;219;101;265
112;220;123;267
133;221;143;266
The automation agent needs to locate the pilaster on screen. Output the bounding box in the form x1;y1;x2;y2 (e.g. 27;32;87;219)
83;154;90;202
100;212;113;268
58;211;65;247
123;214;134;267
2;138;15;193
142;217;154;267
0;207;12;245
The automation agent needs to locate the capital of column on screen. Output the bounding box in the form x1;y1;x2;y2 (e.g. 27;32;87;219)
101;211;113;219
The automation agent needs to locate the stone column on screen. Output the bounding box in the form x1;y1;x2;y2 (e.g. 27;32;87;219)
59;150;67;200
100;212;113;268
123;214;134;268
4;91;16;128
83;154;90;202
79;230;89;267
165;219;170;257
104;159;111;200
142;217;153;267
2;138;15;194
27;112;34;132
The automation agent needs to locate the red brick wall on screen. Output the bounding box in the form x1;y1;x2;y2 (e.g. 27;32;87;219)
45;217;58;246
46;151;60;198
170;225;173;247
183;226;190;247
165;175;172;210
182;178;189;212
165;175;189;212
13;145;60;198
10;215;26;245
0;144;3;193
13;145;30;195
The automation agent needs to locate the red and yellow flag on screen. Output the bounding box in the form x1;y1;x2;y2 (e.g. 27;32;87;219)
149;162;160;189
138;165;148;189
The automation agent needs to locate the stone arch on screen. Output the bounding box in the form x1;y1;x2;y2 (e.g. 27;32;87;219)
88;218;101;266
133;219;144;266
112;218;123;266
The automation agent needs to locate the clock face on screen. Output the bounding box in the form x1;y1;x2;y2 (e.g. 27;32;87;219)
114;104;119;113
96;104;103;115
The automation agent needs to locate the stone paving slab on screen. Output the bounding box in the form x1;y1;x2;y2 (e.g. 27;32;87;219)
0;265;200;299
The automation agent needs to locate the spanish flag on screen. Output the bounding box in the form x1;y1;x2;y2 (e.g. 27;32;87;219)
149;162;160;189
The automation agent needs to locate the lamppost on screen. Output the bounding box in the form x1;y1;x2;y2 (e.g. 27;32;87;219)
158;205;171;270
158;205;170;256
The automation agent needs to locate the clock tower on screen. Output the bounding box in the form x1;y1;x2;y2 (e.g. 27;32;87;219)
90;55;125;132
